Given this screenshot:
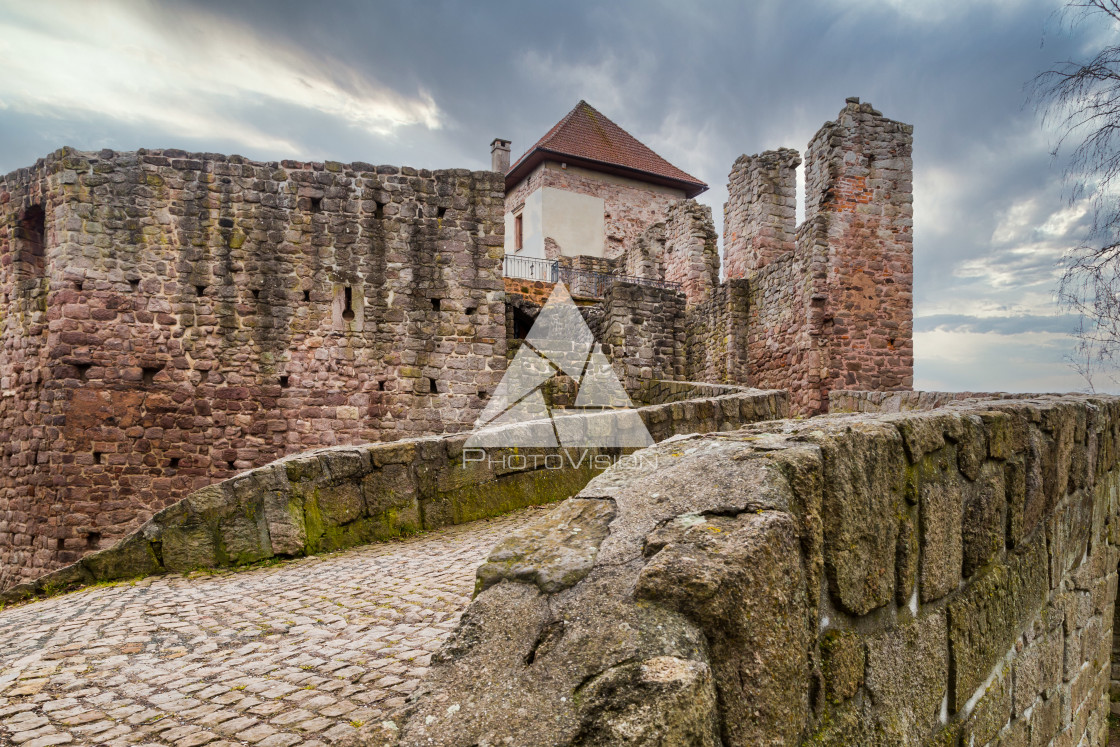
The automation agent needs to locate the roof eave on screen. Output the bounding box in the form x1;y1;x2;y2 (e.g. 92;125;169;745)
506;148;708;199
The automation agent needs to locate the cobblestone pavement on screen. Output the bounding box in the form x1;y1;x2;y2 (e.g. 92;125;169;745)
0;507;549;747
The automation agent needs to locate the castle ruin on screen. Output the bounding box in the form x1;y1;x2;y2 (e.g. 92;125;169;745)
0;98;912;595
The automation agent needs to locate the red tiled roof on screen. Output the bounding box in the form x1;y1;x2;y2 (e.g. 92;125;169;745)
506;101;708;198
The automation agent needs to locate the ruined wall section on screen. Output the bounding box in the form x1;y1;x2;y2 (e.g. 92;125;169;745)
600;282;687;391
803;98;914;400
741;101;913;415
723;148;800;278
686;279;750;384
0;157;58;592
0;148;506;590
662;200;720;306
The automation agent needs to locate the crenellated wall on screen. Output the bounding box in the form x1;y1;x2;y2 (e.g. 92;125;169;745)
0;148;507;589
370;394;1120;747
732;99;914;414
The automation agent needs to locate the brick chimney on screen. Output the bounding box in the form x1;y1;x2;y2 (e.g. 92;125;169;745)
490;138;511;173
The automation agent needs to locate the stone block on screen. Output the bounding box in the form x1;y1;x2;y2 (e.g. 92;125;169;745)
918;449;964;602
960;663;1011;747
160;523;218;571
812;422;908;615
948;533;1048;712
962;461;1006;578
820;629;864;703
863;611;948;742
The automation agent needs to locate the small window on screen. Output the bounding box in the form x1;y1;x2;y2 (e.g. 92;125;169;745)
195;285;206;297
429;378;438;394
374;200;385;219
142;366;162;386
251;289;260;300
129;278;140;292
303;289;311;302
93;451;102;464
86;532;101;550
310;197;322;213
431;298;441;312
279;375;290;388
342;287;355;321
169;457;180;469
514;213;524;252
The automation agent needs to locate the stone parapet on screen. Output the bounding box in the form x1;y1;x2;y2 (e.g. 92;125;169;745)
370;395;1120;746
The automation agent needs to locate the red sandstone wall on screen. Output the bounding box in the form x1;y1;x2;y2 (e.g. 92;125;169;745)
804;99;914;402
723;148;800;278
0;148;506;589
741;100;914;415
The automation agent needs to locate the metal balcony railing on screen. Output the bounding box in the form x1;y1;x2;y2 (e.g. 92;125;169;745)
503;254;682;298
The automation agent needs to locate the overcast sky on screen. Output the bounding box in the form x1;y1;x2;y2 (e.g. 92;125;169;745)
0;0;1112;393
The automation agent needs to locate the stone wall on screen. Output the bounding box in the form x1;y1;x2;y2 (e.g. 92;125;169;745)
738;100;914;415
600;282;687;391
0;147;507;590
627;200;720;307
723;147;800;278
0;387;788;603
505;163;685;260
686;279;751;385
803;98;914;400
370;395;1120;747
830;389;1053;414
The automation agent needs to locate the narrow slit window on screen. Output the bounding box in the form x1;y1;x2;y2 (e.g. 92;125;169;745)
431;298;441;312
93;451;102;464
437;206;447;219
310;197;322;213
374;201;385;219
252;289;260;300
429;378;438;394
279;375;290;388
303;289;311;302
342;287;355;321
514;213;524;252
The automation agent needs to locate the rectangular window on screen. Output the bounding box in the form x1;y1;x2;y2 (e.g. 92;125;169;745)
514;213;523;252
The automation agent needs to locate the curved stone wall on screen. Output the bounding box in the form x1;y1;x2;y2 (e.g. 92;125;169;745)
0;388;786;601
368;395;1120;746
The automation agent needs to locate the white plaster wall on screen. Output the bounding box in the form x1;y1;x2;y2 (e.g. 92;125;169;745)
541;187;605;257
504;189;544;259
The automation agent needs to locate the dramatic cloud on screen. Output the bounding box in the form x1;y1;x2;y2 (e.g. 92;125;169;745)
0;0;1109;392
0;1;441;157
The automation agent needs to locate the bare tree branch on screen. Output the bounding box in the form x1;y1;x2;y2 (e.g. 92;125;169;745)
1032;0;1120;380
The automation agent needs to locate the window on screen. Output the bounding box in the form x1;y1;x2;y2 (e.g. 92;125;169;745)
514;213;524;252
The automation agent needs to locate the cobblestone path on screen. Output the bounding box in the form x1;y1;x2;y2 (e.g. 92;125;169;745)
0;507;548;747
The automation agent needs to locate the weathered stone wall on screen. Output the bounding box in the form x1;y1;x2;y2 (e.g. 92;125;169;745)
745;245;823;411
686;279;751;385
803;98;914;401
368;395;1120;747
740;100;914;415
830;389;1051;414
600;282;688;391
0;147;507;590
723;147;800;278
627;200;719;307
505;163;685;260
0;387;788;603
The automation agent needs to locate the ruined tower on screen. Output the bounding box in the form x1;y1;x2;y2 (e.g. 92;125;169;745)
735;98;914;414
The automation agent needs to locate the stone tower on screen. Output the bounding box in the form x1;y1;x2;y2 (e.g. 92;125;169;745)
735;98;914;414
